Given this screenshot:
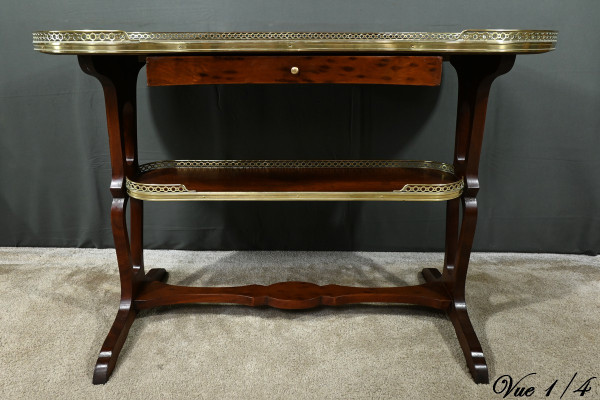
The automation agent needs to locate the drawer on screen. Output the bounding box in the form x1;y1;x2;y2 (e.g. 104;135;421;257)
146;55;442;86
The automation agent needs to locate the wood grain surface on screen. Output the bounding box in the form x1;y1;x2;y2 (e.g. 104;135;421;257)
136;165;457;192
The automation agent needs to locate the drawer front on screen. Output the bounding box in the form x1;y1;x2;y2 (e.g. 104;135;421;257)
146;55;442;86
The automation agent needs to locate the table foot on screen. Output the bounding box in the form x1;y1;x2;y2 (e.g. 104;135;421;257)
92;306;137;385
422;267;488;383
144;268;168;283
448;301;489;384
92;269;167;384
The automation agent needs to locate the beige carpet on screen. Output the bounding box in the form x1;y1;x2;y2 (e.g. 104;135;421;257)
0;248;598;399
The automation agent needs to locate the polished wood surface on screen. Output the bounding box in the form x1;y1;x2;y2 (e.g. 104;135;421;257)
136;165;457;192
439;54;516;384
77;52;519;385
146;55;442;86
78;55;150;385
135;280;452;310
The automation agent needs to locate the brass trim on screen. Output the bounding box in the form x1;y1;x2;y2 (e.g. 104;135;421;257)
125;189;463;202
126;159;463;202
32;29;557;55
137;159;456;173
394;180;464;194
126;181;189;193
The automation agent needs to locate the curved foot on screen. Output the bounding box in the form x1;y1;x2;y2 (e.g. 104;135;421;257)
421;267;442;283
447;302;489;384
144;268;168;283
92;307;137;384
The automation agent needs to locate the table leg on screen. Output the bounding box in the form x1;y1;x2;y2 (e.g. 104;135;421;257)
424;54;515;383
93;197;136;384
78;56;149;384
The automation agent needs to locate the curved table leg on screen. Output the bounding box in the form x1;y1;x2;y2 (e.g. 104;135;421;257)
448;196;488;383
93;308;137;384
92;198;169;385
448;302;488;383
421;55;516;384
79;55;147;384
421;199;488;383
93;198;136;384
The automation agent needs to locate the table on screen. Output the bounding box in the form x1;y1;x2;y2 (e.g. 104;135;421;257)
33;29;558;385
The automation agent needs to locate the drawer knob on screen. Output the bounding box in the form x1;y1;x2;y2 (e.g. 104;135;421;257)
290;66;299;75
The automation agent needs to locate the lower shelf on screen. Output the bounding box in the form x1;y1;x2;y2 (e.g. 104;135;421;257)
127;159;463;201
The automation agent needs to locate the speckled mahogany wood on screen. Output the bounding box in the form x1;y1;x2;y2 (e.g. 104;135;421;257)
146;55;442;86
78;53;515;385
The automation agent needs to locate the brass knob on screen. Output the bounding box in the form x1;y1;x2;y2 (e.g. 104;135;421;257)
290;66;299;75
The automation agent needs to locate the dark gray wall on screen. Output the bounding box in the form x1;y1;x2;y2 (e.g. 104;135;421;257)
1;1;599;253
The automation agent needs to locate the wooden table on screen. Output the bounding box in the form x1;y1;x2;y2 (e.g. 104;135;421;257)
33;29;557;385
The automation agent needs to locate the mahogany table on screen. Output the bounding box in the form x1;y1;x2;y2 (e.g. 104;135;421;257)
33;29;557;384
